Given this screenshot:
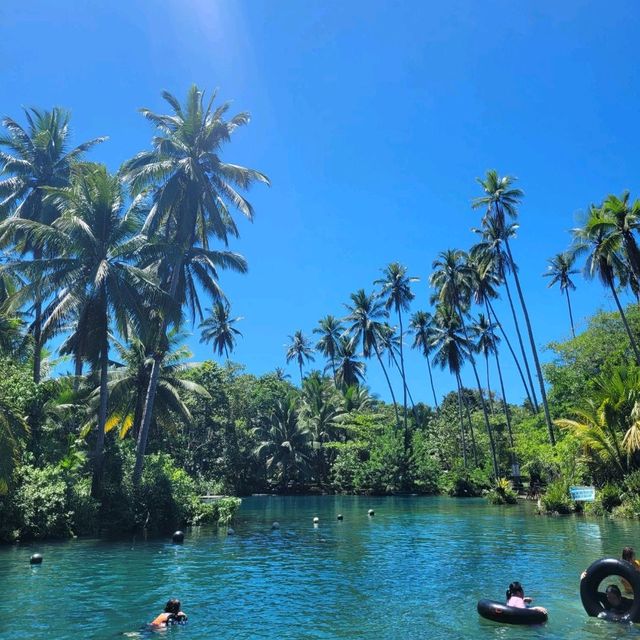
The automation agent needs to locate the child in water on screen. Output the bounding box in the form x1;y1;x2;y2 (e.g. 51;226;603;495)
150;599;188;627
506;582;548;614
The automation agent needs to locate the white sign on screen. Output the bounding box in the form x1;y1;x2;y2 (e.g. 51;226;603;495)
569;486;596;501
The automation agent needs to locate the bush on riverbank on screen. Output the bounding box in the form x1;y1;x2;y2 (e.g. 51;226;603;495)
486;478;518;505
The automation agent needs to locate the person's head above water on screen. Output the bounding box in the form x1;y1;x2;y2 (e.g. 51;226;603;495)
164;599;181;615
623;547;636;562
506;581;524;600
605;584;622;606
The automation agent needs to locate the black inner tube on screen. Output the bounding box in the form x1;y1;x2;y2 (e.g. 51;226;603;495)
580;558;640;622
477;599;547;625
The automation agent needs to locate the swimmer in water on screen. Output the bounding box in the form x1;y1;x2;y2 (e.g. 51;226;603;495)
150;599;188;627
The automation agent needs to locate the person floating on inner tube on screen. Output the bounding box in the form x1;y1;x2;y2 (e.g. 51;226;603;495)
506;581;548;615
620;547;640;594
150;598;188;627
597;584;633;617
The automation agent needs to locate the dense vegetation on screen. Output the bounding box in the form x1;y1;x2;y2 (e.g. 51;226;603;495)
1;87;640;542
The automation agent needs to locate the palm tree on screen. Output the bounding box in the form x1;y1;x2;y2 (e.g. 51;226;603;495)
0;107;106;383
286;330;315;383
375;262;419;444
409;310;439;409
430;249;499;477
344;289;400;428
199;300;243;359
544;252;579;338
3;165;160;494
471;218;537;410
334;336;366;389
0;393;28;494
599;192;640;281
101;330;209;441
253;395;311;489
472;170;555;446
341;384;372;412
430;304;471;467
572;205;640;364
313;315;344;381
122;86;269;485
471;314;497;413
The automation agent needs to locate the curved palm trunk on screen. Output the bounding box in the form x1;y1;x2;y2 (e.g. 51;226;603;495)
425;354;439;410
610;280;640;365
456;303;499;479
484;353;494;414
373;343;400;429
299;361;303;385
502;267;539;412
91;318;109;498
33;299;42;384
73;354;83;393
494;345;519;479
459;375;479;466
387;343;419;431
454;374;467;468
505;240;555;446
133;261;182;485
487;298;535;409
565;288;576;338
397;310;409;451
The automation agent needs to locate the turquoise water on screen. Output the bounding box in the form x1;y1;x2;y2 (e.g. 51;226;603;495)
3;495;640;639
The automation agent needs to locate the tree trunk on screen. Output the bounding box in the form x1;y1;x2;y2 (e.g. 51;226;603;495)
91;319;109;498
610;281;640;365
73;354;83;393
502;266;539;412
485;353;494;414
565;288;576;339
459;375;479;466
455;375;467;468
494;343;519;479
487;298;535;409
374;343;400;429
505;239;555;446
426;355;439;410
299;361;303;385
397;309;409;453
456;303;499;479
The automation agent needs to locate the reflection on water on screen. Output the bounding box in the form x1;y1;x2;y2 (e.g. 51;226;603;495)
2;496;640;639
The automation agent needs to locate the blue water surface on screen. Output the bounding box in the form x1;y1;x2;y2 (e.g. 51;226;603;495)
2;495;640;639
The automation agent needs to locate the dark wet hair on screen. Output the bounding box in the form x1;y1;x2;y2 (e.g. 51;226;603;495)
165;599;181;614
606;584;622;598
623;547;635;561
506;581;524;600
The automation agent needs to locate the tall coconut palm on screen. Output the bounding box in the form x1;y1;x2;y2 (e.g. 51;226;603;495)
430;249;499;477
470;313;497;413
430;304;471;467
599;192;640;281
2;165;160;494
468;251;534;409
334;336;366;389
344;289;400;428
0;108;106;383
122;86;269;485
572;205;640;364
286;330;315;383
471;218;537;410
199;300;243;359
409;310;439;409
375;262;419;443
544;252;579;338
472;170;555;446
313;315;343;381
378;322;418;414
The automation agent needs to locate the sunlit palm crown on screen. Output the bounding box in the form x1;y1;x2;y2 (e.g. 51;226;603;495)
344;289;388;358
374;262;418;313
121;85;269;249
199;300;243;358
472;170;524;228
544;252;578;292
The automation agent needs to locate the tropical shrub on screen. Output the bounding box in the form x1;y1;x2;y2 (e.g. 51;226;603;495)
439;466;490;497
540;479;575;514
487;477;518;505
216;497;242;525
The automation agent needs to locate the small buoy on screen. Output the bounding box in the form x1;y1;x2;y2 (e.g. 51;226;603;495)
368;509;375;517
172;531;184;544
313;516;319;524
227;527;235;535
30;553;43;565
337;514;343;521
271;522;280;530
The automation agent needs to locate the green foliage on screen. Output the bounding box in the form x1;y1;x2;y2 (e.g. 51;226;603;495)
216;497;242;525
487;477;518;505
439;466;490;497
540;479;576;514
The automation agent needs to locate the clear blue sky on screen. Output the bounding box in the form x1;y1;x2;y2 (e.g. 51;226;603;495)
1;0;639;404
